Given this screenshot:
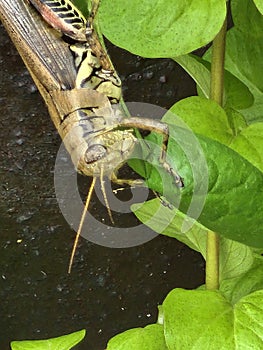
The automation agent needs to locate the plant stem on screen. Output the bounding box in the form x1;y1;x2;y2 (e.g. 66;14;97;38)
209;18;227;105
206;230;220;289
206;17;227;290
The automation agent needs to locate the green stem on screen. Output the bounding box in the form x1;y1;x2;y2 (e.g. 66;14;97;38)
206;230;220;289
206;17;227;290
209;18;227;104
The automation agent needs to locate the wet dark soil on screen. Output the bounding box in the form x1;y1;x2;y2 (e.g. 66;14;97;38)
0;22;204;350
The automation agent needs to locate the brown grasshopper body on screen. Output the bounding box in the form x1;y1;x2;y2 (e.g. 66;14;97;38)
0;0;184;186
0;0;184;271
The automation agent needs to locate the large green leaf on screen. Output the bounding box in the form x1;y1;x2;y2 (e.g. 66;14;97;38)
99;0;226;57
131;107;263;247
107;324;168;350
10;330;86;350
163;288;263;349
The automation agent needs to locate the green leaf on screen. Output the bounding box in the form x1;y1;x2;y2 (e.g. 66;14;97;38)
222;70;255;111
10;330;86;350
224;108;248;137
107;324;168;350
224;29;263;123
167;97;263;172
230;122;263;172
174;55;211;99
221;255;263;304
72;0;90;17
132;198;208;253
219;238;254;281
176;135;262;248
231;0;263;36
253;0;263;14
175;55;254;111
163;289;233;349
234;290;263;347
163;288;263;349
132;199;254;281
131;112;263;247
166;96;233;144
99;0;226;58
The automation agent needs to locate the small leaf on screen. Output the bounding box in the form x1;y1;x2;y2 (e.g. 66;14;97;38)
137;99;263;248
99;0;226;57
107;324;168;350
10;330;86;350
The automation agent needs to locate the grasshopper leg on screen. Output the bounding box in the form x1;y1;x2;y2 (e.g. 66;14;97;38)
119;117;184;188
111;172;145;187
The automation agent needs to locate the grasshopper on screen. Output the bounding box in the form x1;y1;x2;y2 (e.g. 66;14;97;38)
0;0;184;272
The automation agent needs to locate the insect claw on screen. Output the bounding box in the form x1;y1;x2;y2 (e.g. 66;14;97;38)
170;170;184;188
175;176;184;188
162;162;184;188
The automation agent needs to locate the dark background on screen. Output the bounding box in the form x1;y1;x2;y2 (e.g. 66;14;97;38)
0;21;204;350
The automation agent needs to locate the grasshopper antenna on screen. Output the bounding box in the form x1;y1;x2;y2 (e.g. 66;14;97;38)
68;176;97;274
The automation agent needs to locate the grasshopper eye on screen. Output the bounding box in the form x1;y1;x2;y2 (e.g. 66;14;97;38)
84;144;107;164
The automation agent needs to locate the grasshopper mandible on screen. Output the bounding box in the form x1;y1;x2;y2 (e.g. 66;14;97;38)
0;0;184;271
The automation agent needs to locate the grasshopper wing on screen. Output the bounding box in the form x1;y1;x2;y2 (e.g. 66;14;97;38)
0;0;76;91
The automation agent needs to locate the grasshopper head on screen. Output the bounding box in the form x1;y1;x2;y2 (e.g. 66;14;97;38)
80;130;136;178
